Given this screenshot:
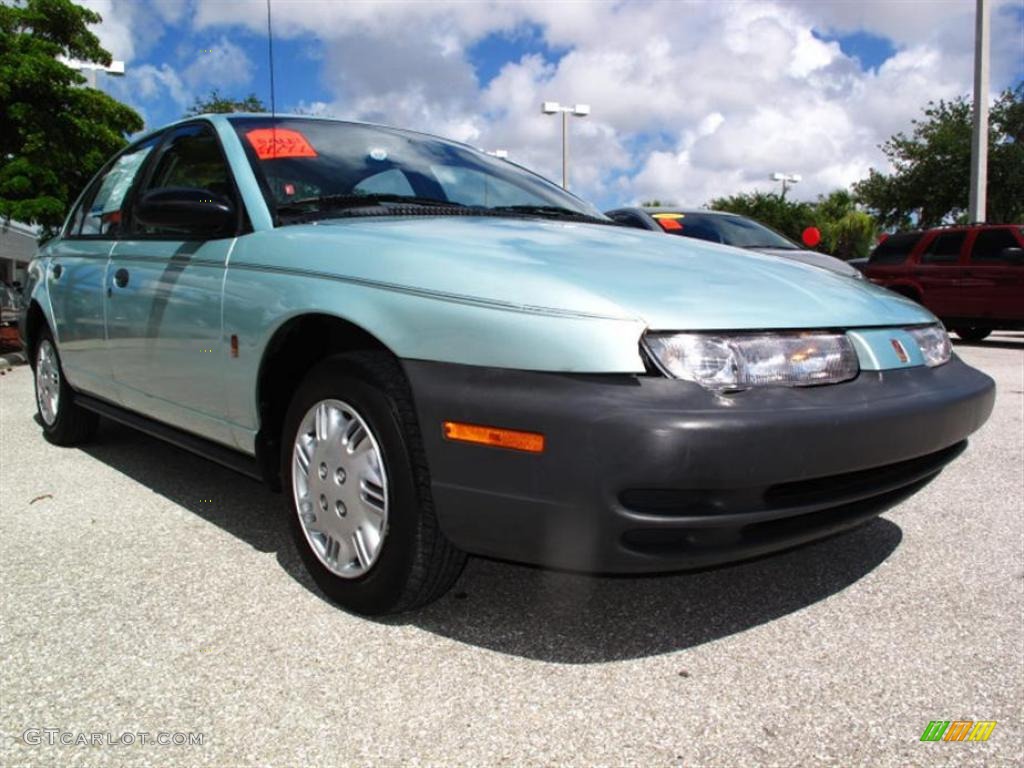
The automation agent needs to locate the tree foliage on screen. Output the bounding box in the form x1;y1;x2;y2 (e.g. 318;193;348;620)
854;85;1024;227
185;89;267;116
0;0;143;235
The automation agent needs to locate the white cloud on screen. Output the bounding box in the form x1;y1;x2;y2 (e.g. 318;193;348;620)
183;36;253;90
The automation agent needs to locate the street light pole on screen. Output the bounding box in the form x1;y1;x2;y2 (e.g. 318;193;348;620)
541;101;590;189
968;0;990;223
771;172;801;200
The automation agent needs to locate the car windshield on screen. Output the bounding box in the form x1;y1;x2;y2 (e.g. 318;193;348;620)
654;212;799;249
230;117;605;224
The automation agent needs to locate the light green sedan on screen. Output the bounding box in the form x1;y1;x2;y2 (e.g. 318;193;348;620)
21;115;994;614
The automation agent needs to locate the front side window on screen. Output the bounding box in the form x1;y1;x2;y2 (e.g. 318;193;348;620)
921;232;965;264
230;117;604;224
69;137;159;238
133;124;237;237
970;229;1021;264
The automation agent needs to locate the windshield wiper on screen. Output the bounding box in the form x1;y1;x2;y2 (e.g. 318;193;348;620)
489;205;612;224
277;193;467;218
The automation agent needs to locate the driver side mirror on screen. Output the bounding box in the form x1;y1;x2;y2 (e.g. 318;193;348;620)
134;187;235;238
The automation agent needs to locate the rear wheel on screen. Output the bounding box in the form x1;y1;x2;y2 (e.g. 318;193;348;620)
281;352;466;614
33;328;98;445
953;327;991;342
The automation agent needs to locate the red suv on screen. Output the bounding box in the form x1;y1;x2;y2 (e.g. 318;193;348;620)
860;224;1024;341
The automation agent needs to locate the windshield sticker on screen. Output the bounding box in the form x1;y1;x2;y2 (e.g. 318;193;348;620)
657;217;683;231
369;148;388;161
246;129;317;160
651;212;684;219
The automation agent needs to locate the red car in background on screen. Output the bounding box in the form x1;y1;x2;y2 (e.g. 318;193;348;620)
859;224;1024;341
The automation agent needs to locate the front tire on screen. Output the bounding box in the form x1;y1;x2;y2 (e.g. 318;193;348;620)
953;327;992;342
33;328;98;446
281;352;466;615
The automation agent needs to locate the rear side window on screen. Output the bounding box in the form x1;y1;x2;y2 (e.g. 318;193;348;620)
970;229;1021;263
921;232;965;264
869;232;921;264
608;211;649;230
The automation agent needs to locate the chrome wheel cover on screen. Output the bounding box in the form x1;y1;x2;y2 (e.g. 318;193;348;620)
291;398;389;578
35;340;60;426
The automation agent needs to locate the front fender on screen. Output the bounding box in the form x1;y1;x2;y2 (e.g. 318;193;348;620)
221;249;649;435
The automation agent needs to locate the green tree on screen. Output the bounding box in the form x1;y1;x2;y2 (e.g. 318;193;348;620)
814;190;877;260
854;84;1024;227
0;0;143;236
185;89;267;116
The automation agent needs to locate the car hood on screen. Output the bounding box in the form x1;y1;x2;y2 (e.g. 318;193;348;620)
755;247;863;279
266;216;935;330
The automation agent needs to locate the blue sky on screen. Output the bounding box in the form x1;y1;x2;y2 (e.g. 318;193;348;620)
88;0;1024;210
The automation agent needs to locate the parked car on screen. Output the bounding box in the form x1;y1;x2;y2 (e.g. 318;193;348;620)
605;207;863;279
859;225;1024;341
21;115;994;614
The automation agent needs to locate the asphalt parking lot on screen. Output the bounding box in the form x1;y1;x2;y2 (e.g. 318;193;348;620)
1;336;1021;767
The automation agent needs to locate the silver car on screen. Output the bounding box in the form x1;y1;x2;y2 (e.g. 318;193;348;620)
605;207;863;279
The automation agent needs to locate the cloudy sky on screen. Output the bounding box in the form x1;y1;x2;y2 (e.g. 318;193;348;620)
83;0;1024;210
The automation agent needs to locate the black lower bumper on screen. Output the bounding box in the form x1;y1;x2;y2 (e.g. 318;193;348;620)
403;356;994;573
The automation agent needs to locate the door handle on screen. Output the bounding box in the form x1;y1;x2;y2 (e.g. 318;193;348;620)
51;263;63;280
114;268;130;288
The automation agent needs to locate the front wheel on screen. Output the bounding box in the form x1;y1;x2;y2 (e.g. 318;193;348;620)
281;352;466;615
953;327;992;342
33;328;98;445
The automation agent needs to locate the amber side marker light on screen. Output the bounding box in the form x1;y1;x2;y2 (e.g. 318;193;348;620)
443;421;545;453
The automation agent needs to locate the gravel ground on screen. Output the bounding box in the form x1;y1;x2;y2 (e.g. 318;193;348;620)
1;335;1021;768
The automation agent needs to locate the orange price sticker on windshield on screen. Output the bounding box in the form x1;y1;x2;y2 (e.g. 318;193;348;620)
245;128;317;160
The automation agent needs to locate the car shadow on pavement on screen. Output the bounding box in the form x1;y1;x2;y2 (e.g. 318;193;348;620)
81;419;903;664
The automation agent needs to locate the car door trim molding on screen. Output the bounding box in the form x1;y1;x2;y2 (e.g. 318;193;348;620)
225;261;637;321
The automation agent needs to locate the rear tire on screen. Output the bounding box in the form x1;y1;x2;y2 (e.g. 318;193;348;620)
32;327;99;446
281;351;466;615
953;327;991;342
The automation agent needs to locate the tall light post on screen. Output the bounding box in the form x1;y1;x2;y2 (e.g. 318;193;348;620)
968;0;990;223
771;172;801;200
541;101;590;189
59;57;126;88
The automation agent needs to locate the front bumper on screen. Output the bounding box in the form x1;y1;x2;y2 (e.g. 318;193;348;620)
404;356;994;573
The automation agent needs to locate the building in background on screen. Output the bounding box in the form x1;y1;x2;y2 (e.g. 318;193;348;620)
0;220;39;285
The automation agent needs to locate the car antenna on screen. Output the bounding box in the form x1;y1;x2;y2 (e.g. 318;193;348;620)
266;0;277;122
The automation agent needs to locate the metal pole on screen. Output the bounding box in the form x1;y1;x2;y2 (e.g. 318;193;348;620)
561;110;568;189
968;0;990;223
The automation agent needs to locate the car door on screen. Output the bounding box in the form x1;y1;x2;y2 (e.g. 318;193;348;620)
105;122;243;447
46;137;160;403
962;228;1024;322
913;231;967;318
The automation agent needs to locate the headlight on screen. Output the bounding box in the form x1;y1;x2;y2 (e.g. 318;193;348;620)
906;325;952;367
644;332;859;391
